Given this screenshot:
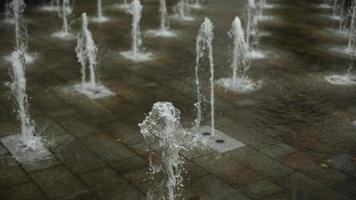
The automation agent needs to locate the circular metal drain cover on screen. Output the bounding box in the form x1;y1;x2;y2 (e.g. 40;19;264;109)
202;132;211;136
215;139;225;144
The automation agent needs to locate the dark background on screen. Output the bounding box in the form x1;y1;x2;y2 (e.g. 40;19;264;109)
0;0;48;11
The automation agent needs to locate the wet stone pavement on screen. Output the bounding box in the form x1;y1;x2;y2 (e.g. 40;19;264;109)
1;0;356;199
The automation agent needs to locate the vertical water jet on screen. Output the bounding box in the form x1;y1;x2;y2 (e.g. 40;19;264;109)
120;0;153;62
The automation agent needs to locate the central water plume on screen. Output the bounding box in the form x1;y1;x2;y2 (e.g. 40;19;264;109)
173;0;194;21
120;0;153;62
74;13;113;99
146;0;177;37
52;0;74;40
139;102;201;200
194;18;215;136
217;17;262;93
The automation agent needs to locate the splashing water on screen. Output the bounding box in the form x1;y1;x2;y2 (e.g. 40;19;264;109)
146;0;177;37
325;66;356;85
190;0;203;9
216;17;262;93
7;50;42;150
116;0;130;11
173;0;194;22
52;0;74;39
41;0;60;12
92;0;109;22
74;13;113;99
120;0;153;62
194;18;215;136
139;102;200;200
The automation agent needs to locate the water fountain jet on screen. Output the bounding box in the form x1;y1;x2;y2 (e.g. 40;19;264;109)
194;17;215;135
52;0;75;40
116;0;130;12
74;13;114;99
325;66;356;85
217;17;262;93
189;0;203;9
1;49;53;171
120;0;154;62
139;102;200;200
40;0;60;12
172;0;194;22
246;0;266;59
92;0;109;23
4;0;35;64
146;0;177;38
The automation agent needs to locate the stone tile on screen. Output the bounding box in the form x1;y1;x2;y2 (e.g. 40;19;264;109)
185;175;251;200
193;153;264;187
227;147;294;179
30;166;91;200
123;168;152;194
79;132;137;163
98;120;144;146
0;155;30;188
79;167;142;200
0;121;19;137
237;180;283;199
0;183;48;200
57;117;100;138
109;156;148;174
280;151;348;188
327;153;356;178
53;141;105;173
276;172;351;200
261;143;297;159
0;143;8;155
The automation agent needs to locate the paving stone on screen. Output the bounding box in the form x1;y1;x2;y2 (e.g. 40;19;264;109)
79;132;137;163
0;143;8;155
227;146;294;179
185;175;251;200
98;120;144;146
327;153;356;178
0;183;48;200
79;167;141;200
109;156;148;174
0;155;31;188
194;153;264;187
30;166;91;200
53;141;105;173
280;151;348;188
276;172;351;200
237;180;283;200
57;117;101;138
261;143;297;159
